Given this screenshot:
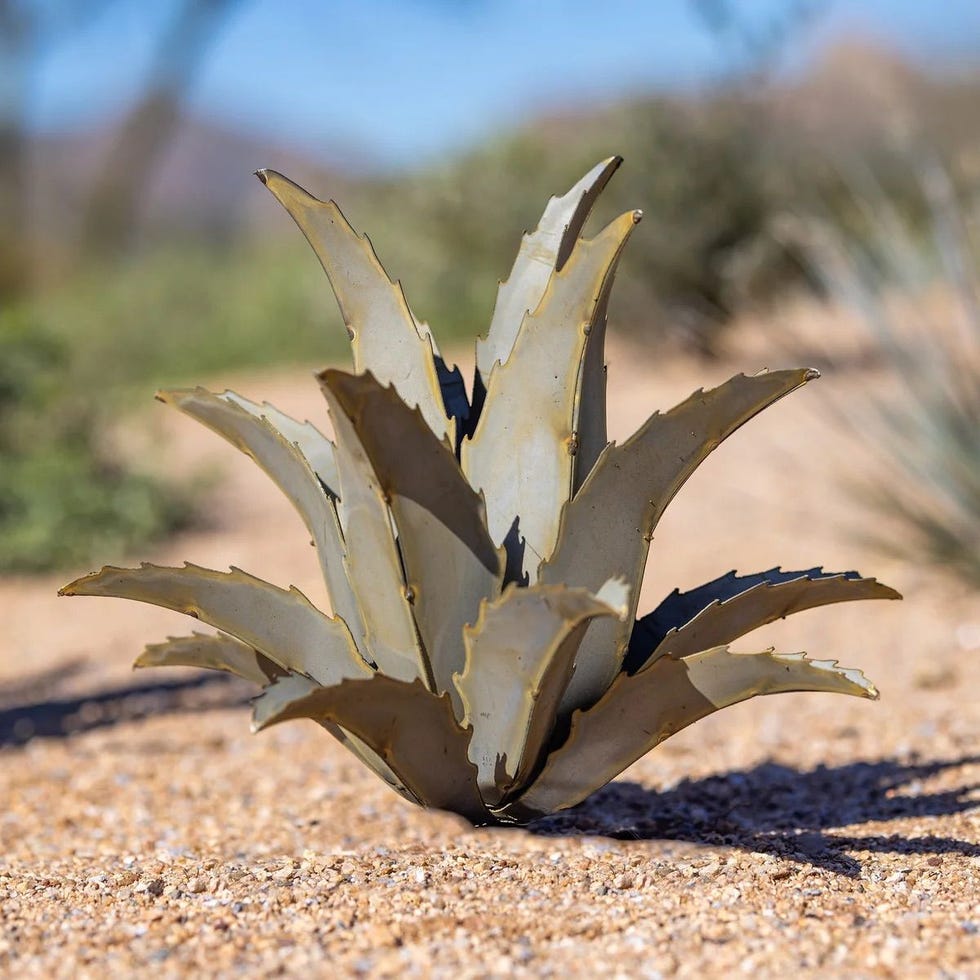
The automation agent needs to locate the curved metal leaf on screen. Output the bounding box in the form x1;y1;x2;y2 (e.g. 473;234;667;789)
627;567;902;672
253;675;487;821
139;631;417;805
501;646;878;822
256;169;456;444
322;369;503;705
319;379;432;686
574;287;612;493
453;579;629;806
542;368;818;717
252;672;421;805
218;390;339;492
156;388;366;650
136;631;284;686
475;157;622;384
462;209;641;579
60;563;372;686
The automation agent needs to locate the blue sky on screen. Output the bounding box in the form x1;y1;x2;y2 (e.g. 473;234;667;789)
27;0;980;170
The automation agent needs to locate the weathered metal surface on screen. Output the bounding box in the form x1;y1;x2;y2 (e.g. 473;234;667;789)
573;286;612;493
253;676;487;822
156;388;366;652
628;568;902;672
319;377;432;686
256;169;455;445
500;646;878;821
60;160;903;825
322;369;502;708
475;157;621;387
218;390;340;493
136;631;284;686
453;579;628;806
61;563;372;686
541;368;818;719
462;209;640;580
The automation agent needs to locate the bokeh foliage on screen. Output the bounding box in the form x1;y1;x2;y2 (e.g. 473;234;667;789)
6;54;980;573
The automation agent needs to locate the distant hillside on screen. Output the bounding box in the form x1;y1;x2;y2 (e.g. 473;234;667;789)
27;113;360;247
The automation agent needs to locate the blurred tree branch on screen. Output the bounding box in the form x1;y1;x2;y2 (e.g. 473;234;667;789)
81;0;241;252
0;0;123;299
692;0;821;80
0;0;239;301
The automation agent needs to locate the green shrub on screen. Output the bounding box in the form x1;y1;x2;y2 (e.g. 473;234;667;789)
0;308;193;573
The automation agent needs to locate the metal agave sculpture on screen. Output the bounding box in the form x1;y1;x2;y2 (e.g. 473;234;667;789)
60;158;900;824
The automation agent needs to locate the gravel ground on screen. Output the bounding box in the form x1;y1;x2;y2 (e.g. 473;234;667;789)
1;325;977;978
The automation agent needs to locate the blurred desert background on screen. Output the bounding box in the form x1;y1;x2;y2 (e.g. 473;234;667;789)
1;1;978;976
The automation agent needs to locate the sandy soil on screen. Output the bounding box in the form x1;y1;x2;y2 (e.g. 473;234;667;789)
1;320;977;978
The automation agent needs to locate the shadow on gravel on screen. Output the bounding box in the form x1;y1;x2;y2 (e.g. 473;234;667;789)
0;671;250;748
528;756;980;875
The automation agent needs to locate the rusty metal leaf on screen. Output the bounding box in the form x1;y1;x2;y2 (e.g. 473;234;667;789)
453;578;629;806
256;169;457;445
475;157;622;385
60;563;372;686
319;378;432;686
501;646;878;821
321;369;503;706
252;675;487;821
542;368;818;718
156;388;366;650
462;209;640;579
627;567;902;672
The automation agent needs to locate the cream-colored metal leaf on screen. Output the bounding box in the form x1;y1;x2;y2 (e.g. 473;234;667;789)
136;631;284;686
500;645;878;821
462;209;640;579
475;157;622;383
573;286;612;493
60;563;372;686
453;578;629;806
218;390;339;492
322;369;502;706
156;387;367;653
253;676;487;821
319;378;432;686
139;631;418;804
629;568;902;671
252;672;421;805
256;169;454;445
543;368;818;717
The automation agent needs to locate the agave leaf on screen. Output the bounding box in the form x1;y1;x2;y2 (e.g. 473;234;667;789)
542;368;818;717
253;675;486;821
141;631;418;805
501;645;877;821
627;567;902;672
136;631;285;686
319;379;432;686
475;157;622;385
253;672;422;806
256;169;456;445
322;369;503;705
453;578;629;806
462;209;641;579
156;388;367;651
574;286;612;493
218;390;339;491
60;563;372;686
